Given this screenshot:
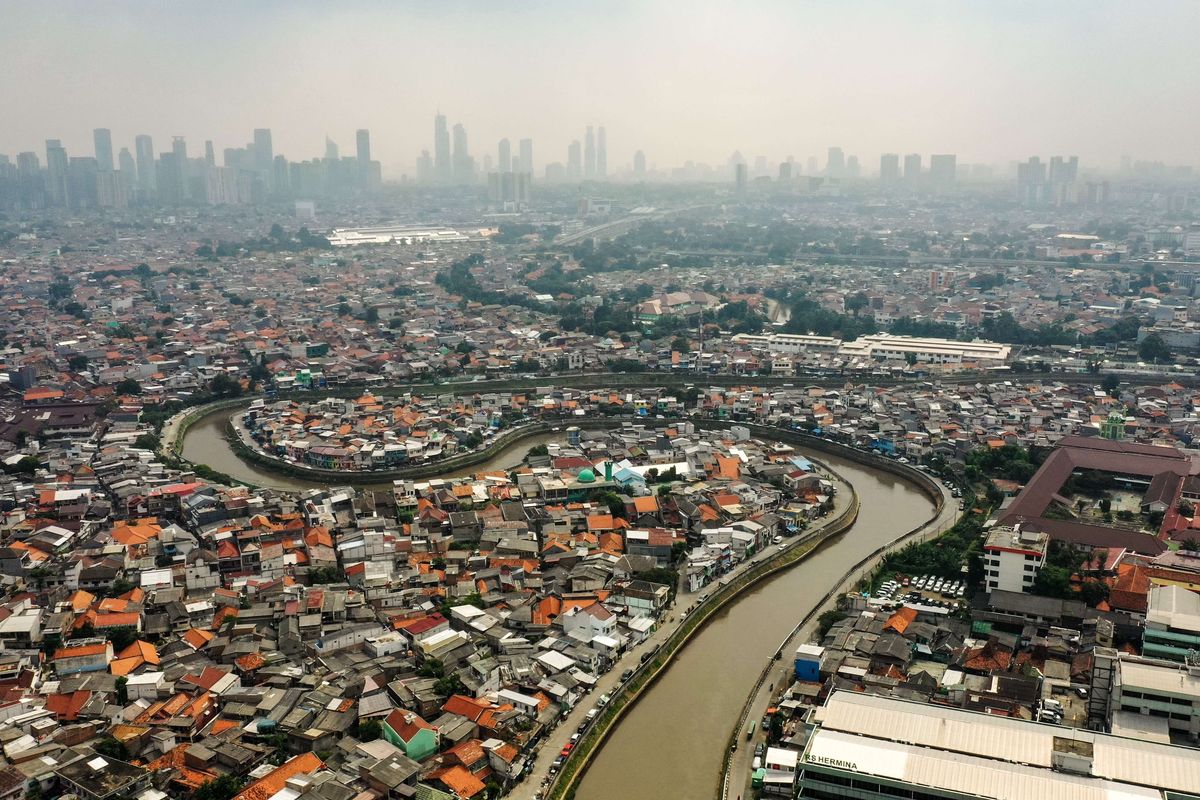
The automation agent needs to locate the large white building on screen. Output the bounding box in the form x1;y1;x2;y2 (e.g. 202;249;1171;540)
798;690;1200;800
983;524;1048;593
732;332;1011;367
732;332;841;355
838;333;1011;366
1094;648;1200;742
326;224;472;247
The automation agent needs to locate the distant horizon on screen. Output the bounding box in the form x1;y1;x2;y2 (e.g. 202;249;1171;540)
4;1;1199;177
3;121;1182;182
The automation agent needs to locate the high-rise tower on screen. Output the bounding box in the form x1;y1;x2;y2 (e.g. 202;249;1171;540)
93;128;113;172
519;139;533;179
434;114;451;184
597;126;607;179
498;138;511;173
134;135;156;199
584;126;596;178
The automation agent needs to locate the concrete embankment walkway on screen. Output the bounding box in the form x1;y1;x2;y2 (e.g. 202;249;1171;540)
721;480;957;800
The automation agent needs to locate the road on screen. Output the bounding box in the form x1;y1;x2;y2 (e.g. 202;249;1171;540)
723;478;958;800
506;467;855;800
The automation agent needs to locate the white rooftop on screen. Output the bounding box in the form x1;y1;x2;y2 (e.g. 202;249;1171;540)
811;691;1200;797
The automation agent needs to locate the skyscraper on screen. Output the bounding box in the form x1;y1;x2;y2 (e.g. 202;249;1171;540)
134;135;156;199
519;139;533;179
434;114;451;184
324;137;338;161
498;138;511;173
45;139;69;207
903;153;922;181
204;140;216;167
356;129;372;188
929;154;957;187
117;147;136;186
417;150;433;183
584;126;596;178
1017;156;1046;205
633;150;646;178
452;123;471;184
156;152;183;205
880;153;900;182
567;140;582;179
734;162;747;193
846;155;860;178
597;126;607;180
826;147;845;178
93;128;113;172
253;128;273;176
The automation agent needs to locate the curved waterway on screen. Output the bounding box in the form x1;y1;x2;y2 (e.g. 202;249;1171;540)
182;407;935;800
180;408;563;491
574;451;934;800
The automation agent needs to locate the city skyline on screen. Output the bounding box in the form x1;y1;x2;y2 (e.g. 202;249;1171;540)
3;1;1199;176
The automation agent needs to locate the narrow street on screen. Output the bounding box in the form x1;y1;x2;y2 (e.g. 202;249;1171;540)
507;468;854;800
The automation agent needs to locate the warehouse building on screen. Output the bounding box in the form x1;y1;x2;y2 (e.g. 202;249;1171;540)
797;691;1200;799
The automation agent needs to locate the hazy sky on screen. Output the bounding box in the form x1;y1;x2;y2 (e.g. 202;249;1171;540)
4;0;1198;177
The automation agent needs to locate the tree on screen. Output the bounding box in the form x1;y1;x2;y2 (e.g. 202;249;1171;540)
356;719;382;742
417;658;445;679
308;566;343;584
115;676;129;704
1101;373;1120;397
93;737;129;761
193;774;246;800
364;306;380;324
1080;580;1109;607
115;378;142;396
1139;333;1171;363
210;372;243;398
844;292;869;316
817;609;848;638
1032;565;1072;598
134;433;160;452
670;336;690;353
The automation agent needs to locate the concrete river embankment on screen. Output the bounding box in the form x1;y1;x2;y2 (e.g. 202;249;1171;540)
178;404;936;800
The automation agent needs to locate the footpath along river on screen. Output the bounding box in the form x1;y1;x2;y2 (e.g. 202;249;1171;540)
180;407;935;799
179;407;563;491
573;451;934;800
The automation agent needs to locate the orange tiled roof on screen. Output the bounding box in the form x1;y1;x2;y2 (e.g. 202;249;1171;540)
233;753;324;800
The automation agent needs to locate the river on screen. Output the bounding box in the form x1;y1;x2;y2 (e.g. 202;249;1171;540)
180;408;564;491
182;406;935;800
574;451;934;800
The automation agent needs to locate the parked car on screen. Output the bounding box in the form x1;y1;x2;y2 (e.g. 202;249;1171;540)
621;669;634;681
597;693;611;707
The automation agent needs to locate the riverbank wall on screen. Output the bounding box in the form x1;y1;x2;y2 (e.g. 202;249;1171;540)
545;486;863;800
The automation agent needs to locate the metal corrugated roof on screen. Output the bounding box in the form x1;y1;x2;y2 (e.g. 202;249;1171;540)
806;729;1159;800
815;691;1200;795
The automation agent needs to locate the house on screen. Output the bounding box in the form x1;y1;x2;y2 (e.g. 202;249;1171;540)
382;709;440;762
54;639;113;675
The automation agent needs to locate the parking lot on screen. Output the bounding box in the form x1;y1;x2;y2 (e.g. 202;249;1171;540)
871;574;968;611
